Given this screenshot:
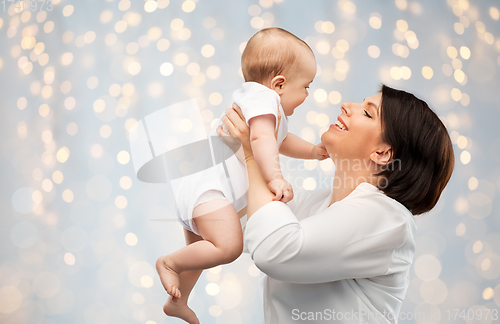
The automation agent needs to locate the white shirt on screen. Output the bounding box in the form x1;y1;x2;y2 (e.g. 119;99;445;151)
244;182;417;324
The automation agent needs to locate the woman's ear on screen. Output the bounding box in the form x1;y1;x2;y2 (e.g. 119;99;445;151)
370;144;392;166
270;75;286;95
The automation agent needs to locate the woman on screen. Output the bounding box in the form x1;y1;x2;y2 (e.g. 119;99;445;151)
216;85;454;324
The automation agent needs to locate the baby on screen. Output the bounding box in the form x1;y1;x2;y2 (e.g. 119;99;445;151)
156;27;328;324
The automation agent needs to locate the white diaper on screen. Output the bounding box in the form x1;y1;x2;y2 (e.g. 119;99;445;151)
180;189;229;236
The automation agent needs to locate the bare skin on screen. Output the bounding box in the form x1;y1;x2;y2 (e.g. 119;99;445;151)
156;201;244;323
160;228;203;324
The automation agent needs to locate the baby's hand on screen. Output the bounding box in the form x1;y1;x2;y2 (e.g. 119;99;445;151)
311;143;329;160
268;178;294;203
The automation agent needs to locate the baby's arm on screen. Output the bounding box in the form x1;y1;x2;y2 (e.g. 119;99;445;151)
279;133;329;160
248;114;283;182
248;114;293;202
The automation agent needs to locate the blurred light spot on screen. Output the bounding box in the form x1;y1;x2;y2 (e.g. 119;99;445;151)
395;0;407;10
99;125;111;139
209;265;222;274
148;82;163;97
187;62;200;76
160;62;174;76
456;223;466;236
460;93;470;106
306;111;318;124
328;91;341;104
316;113;329;127
338;0;356;14
201;44;215;57
157;38;170;51
447;46;458;59
64;97;76;110
140;275;153;288
314;89;327;102
422;66;433;79
117;151;130;164
415;254;441;281
144;0;157;13
367;45;380;58
468;177;478;190
42;179;53;192
125;233;138;246
451;88;462;101
304;160;318;171
61;80;72;94
32;190;43;204
182;0;196;12
104;34;117;46
490;7;500;20
483;287;494;300
64;252;75;265
63;5;74;17
420;279;448;305
179;119;193;132
52;170;64;184
57;147;70;163
473;240;483;254
206;283;220;296
62;189;74;203
303;177;316;190
457;135;467;150
17;122;27;139
174;53;189;66
209;305;222;317
460;150;471;164
61;52;73;65
90;144;103;158
0;286;22;314
100;10;113;23
460;46;471;59
369;13;382;29
400;66;411;79
129;261;156;287
454;69;465;83
206;65;220;79
203;17;216;29
248;264;260;277
115;195;128;209
171;18;184;31
260;0;273;8
322;21;335;33
390;66;401;80
250;16;264;29
120;176;132;189
127;61;141;75
248;4;261;16
452;58;462;70
396;19;408;32
132;293;145;305
209;92;223;105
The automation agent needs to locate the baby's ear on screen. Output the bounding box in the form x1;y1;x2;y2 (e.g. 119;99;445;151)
270;75;286;94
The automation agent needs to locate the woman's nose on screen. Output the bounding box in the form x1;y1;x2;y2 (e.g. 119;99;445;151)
340;102;352;116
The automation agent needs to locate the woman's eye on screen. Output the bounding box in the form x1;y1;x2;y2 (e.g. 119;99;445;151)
364;110;372;118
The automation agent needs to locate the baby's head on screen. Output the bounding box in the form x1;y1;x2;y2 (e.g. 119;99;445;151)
241;27;317;116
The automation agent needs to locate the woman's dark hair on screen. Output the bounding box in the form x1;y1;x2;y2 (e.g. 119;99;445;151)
376;84;455;215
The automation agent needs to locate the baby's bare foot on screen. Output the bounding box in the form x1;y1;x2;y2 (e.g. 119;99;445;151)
156;256;181;299
164;297;200;324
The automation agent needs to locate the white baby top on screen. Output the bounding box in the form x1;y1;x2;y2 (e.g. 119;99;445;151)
170;82;289;234
244;182;417;324
210;81;289;144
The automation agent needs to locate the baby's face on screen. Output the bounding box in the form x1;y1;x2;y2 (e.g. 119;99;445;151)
280;50;317;116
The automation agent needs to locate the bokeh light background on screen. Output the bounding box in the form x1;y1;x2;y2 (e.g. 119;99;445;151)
1;0;500;323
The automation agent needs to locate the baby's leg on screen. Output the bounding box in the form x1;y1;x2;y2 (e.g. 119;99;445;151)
157;199;243;298
162;228;203;324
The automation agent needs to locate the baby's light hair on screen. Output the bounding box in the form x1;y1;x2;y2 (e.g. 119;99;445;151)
241;27;313;84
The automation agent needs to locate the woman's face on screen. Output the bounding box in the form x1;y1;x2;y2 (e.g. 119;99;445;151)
321;93;386;163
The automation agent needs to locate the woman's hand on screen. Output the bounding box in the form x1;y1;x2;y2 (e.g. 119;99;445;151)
216;103;252;160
